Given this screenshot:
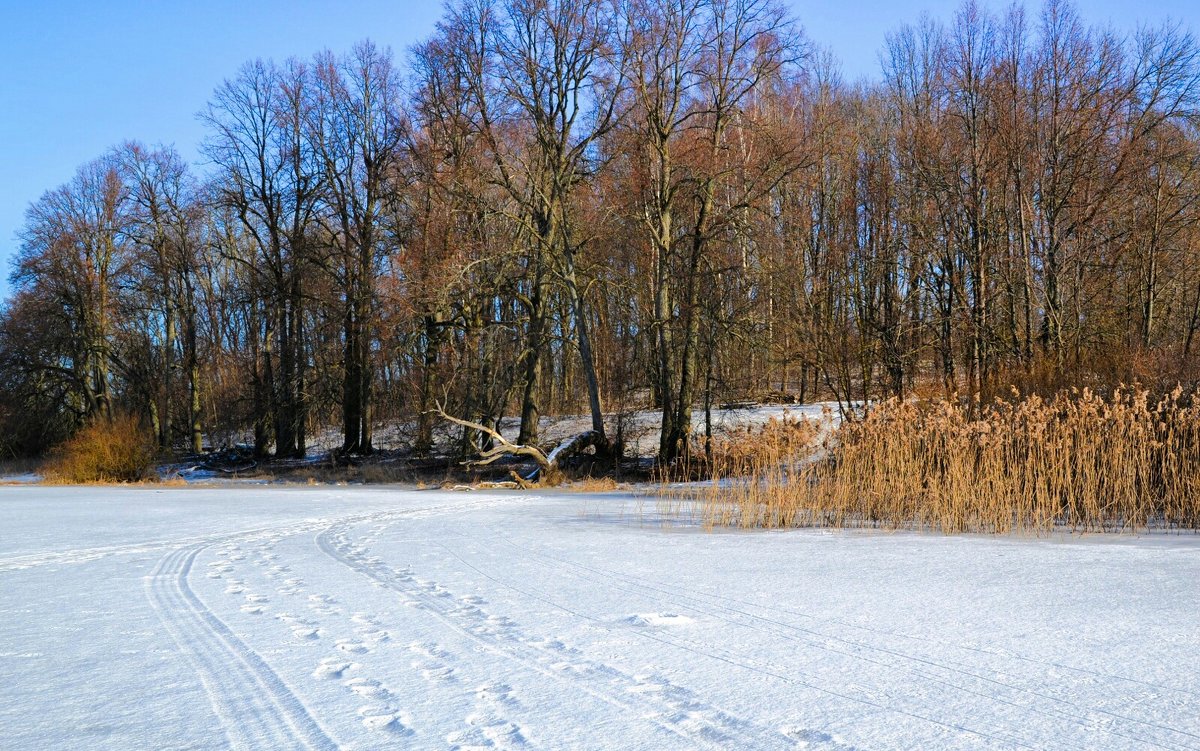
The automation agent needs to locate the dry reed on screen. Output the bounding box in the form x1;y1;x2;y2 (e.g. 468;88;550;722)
683;388;1200;533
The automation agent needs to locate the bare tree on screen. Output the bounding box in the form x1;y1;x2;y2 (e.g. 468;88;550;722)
14;157;132;422
308;41;405;454
202;58;322;457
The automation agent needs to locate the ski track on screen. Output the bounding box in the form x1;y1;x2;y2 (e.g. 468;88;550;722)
316;518;798;751
145;544;338;751
489;534;1200;751
2;531;292;572
141;495;528;750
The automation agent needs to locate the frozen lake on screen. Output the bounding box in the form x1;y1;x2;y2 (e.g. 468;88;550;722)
1;485;1198;750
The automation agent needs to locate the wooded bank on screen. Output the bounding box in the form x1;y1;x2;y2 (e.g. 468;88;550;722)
4;0;1199;463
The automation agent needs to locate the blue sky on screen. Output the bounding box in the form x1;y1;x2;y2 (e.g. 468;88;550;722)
1;0;1196;300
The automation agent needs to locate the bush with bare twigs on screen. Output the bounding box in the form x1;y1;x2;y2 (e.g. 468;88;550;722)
682;389;1200;533
45;414;158;484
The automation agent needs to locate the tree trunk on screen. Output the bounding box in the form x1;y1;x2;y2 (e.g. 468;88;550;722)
561;230;606;445
518;242;550;447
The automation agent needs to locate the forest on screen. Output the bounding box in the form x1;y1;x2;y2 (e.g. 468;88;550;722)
4;0;1200;466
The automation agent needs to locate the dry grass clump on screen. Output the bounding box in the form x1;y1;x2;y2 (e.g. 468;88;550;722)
44;414;158;484
355;462;413;484
690;388;1200;533
706;415;821;478
653;413;824;484
567;476;624;492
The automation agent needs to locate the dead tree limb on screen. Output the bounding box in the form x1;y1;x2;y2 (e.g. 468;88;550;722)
434;403;604;486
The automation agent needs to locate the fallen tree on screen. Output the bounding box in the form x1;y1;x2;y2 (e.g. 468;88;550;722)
434;404;605;486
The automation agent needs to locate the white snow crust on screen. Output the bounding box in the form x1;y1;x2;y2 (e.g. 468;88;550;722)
1;484;1198;750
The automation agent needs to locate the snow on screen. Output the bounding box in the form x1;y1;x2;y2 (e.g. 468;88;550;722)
1;484;1198;750
292;401;840;458
507;402;838;459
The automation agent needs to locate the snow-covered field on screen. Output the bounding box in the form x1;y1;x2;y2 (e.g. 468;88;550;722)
1;486;1198;750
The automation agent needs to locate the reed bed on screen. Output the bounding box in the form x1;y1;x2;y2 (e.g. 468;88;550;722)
681;388;1200;533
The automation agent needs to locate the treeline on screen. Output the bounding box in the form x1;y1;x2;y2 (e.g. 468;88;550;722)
3;0;1199;461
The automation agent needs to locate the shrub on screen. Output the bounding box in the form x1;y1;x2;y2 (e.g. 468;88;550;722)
45;414;158;483
680;388;1200;533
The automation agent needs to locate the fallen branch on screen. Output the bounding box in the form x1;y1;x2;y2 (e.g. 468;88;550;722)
433;404;605;486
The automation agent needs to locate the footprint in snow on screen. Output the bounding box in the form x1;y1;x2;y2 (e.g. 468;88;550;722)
357;628;392;644
626;680;667;695
409;643;456;675
467;711;527;747
445;729;487;750
476;683;518;706
278;578;305;593
205;562;232;579
452;604;484;619
412;659;457;682
409;641;453;660
622;613;695;627
344;677;392;700
358;705;413;734
473;615;516;635
781;726;862;750
307;595;339;614
313;658;356;679
240;604;265;615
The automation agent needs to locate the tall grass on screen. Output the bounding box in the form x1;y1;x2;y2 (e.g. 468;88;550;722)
685;388;1200;533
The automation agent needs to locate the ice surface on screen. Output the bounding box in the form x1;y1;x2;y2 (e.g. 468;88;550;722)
1;484;1198;749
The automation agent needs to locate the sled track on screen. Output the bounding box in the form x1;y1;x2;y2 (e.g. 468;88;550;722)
315;518;798;751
